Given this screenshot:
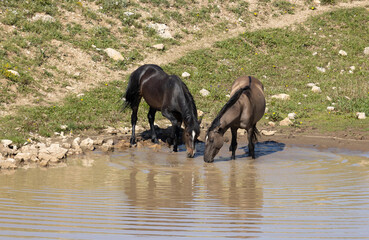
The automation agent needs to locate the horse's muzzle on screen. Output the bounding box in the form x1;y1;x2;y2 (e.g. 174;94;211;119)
187;148;195;158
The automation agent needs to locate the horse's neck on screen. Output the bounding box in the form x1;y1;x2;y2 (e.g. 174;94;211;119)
218;105;239;133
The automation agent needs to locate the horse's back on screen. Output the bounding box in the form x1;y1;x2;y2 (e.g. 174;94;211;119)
231;76;266;127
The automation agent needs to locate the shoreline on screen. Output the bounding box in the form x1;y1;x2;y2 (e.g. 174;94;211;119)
1;126;369;172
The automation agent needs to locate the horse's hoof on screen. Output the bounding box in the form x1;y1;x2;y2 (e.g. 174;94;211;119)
151;138;159;144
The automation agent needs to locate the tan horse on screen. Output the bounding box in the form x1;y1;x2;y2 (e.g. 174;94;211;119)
204;76;266;162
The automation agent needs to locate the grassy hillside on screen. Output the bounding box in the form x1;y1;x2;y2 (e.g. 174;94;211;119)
1;1;368;143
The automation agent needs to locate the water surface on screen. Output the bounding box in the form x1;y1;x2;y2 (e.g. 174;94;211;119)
1;142;369;239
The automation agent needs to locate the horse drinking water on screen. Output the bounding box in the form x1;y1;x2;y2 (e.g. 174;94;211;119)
123;64;200;158
204;76;266;162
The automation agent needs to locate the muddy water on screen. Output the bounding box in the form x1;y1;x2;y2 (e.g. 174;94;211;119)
1;142;369;239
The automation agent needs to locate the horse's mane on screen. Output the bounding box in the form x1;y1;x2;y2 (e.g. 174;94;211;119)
208;77;252;133
171;75;199;129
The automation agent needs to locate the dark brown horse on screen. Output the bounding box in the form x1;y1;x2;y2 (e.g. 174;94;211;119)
204;76;265;162
123;64;201;157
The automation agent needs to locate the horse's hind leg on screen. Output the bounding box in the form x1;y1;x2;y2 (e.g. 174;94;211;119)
130;105;138;146
229;127;238;160
247;125;256;159
148;107;158;143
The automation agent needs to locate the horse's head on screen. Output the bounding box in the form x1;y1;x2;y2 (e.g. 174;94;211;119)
204;126;224;163
183;119;201;158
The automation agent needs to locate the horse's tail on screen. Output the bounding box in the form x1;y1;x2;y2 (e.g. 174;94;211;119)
122;68;142;110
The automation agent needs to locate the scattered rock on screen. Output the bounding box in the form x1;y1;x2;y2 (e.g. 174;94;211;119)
148;23;173;39
261;130;276;136
311;86;321;93
7;70;20;77
268;121;276;127
307;83;316;88
271;94;290;100
80;138;95;151
316;67;326;73
181;72;190;78
101;139;114;152
339;50;347;56
105;126;119;135
364;47;369;55
31;13;55;22
327;106;335;111
356;112;366;120
104;48;124;61
0;158;17;169
200;88;210;97
152;43;164;50
1;139;13;148
38;144;68;163
124;11;134;16
279;117;293;126
326;96;332;101
288;113;297;120
197;110;204;118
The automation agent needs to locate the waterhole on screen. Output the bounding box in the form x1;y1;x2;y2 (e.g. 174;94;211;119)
1;142;368;239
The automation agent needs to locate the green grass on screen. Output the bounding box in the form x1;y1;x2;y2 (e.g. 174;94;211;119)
1;6;368;144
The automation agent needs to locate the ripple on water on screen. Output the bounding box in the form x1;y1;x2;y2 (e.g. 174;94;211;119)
0;145;369;239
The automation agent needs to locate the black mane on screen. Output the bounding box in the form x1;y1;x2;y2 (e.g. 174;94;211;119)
208;77;252;133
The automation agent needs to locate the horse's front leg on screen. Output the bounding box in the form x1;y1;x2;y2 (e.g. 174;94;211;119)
229;127;238;160
147;107;158;143
162;109;180;152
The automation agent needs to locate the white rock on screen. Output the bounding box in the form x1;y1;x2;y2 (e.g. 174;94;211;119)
316;67;326;73
104;48;124;61
364;47;369;55
312;52;318;56
200;89;210;97
38;144;68;163
72;137;81;149
311;86;321;93
268;121;276;127
7;70;20;77
356;112;366;120
181;72;190;78
350;66;356;71
148;23;173;39
326;96;332;101
261;130;276;136
339;50;347;56
307;83;316;88
288;113;297;120
327;106;335;111
152;43;164;50
80;138;94;151
279;117;293;126
124;11;134;16
271;94;290;100
226;94;230;98
1;140;13;147
31;13;55;22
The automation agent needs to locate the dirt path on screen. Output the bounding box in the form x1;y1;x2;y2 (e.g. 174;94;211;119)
3;0;369;114
135;1;369;69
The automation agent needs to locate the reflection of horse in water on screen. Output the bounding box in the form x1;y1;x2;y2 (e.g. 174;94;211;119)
120;150;263;224
203;160;263;220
